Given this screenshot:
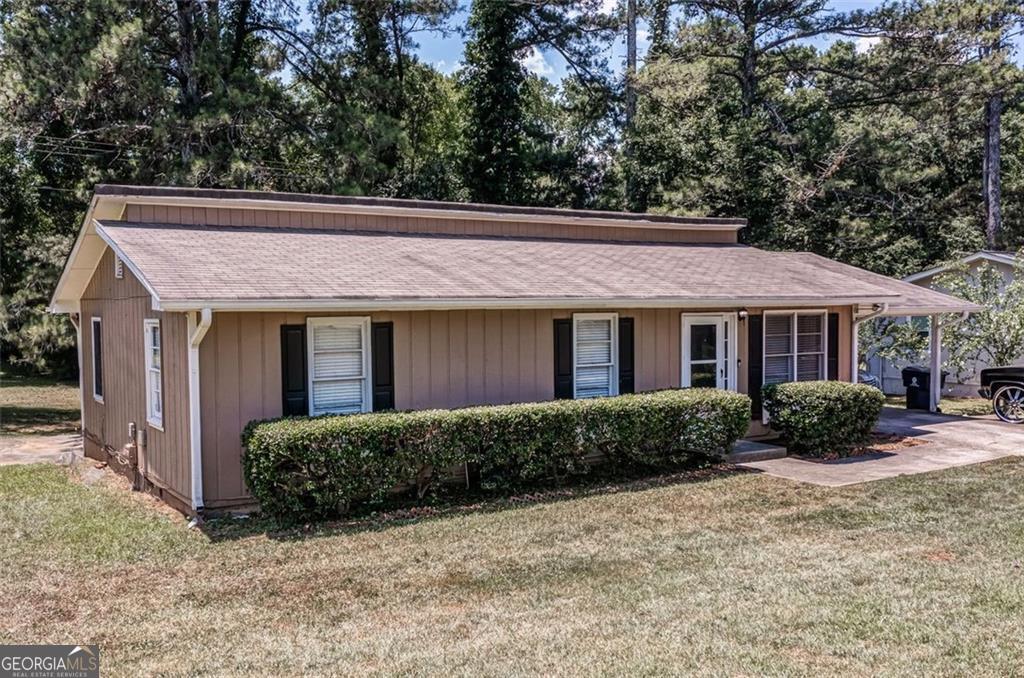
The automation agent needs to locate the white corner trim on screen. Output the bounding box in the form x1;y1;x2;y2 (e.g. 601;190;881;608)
187;309;212;512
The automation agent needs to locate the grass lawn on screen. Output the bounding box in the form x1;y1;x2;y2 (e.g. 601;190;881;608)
2;460;1024;676
885;394;994;417
1;372;80;435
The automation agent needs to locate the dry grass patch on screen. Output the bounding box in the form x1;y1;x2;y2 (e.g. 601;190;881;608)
2;459;1023;676
1;373;80;435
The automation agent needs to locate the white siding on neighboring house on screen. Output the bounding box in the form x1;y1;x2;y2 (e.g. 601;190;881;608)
869;253;1021;396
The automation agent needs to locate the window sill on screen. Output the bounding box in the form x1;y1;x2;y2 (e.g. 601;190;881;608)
92;395;104;405
147;419;164;432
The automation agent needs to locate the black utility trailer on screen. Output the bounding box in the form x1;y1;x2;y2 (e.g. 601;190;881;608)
979;366;1024;424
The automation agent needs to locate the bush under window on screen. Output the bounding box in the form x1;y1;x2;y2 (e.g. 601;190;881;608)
242;389;751;520
762;381;885;457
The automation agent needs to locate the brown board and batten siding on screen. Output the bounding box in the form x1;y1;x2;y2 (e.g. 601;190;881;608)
121;204;738;244
80;248;192;507
197;306;853;507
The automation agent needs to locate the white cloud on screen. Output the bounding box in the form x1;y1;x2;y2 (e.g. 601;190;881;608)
600;0;619;13
521;47;555;78
855;36;882;54
434;59;462;74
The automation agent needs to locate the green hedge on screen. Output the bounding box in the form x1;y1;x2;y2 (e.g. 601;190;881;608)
242;389;751;520
762;381;885;457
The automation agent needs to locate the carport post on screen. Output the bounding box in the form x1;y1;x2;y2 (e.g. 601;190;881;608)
930;314;942;413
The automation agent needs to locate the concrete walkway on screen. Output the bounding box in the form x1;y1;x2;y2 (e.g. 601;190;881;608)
0;433;82;466
738;407;1024;487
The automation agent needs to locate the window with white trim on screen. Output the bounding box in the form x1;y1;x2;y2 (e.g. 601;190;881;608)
144;319;163;428
91;317;103;402
764;311;827;385
307;317;372;415
573;313;618;399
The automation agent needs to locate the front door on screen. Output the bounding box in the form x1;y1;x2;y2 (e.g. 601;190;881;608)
682;314;736;390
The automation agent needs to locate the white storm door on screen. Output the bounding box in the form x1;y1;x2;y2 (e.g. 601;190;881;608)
682;314;734;390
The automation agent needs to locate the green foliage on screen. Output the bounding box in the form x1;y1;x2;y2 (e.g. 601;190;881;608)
936;254;1024;377
762;381;885;457
242;389;751;520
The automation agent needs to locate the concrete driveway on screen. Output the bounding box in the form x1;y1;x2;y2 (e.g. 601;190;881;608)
739;407;1024;487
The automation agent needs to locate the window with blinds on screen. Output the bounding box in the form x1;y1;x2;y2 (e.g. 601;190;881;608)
573;313;618;399
764;312;826;385
307;317;371;415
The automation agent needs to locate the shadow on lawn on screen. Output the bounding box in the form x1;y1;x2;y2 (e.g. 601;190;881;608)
1;406;80;435
201;462;754;543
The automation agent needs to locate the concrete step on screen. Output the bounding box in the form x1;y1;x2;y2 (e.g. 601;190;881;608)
725;439;787;463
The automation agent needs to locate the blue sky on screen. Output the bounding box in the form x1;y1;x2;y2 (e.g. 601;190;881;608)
416;0;888;81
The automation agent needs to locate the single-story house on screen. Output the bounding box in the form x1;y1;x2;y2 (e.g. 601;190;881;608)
867;250;1021;396
50;185;979;514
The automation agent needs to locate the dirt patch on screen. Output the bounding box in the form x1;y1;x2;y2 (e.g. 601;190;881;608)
794;433;928;462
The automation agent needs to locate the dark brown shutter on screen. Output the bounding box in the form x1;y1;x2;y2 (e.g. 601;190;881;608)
371;322;395;411
280;324;308;416
553;318;573;399
747;314;764;419
827;312;840;380
618;317;635;394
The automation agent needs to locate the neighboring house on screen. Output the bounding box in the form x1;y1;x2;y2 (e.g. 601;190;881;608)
50;185;976;514
867;251;1020;396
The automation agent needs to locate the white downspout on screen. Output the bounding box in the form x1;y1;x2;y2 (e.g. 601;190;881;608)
929;311;969;413
187;308;212;514
851;303;889;384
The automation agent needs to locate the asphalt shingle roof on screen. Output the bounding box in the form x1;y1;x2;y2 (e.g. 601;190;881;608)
96;221;978;313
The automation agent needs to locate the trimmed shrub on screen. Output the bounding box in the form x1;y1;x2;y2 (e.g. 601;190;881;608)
242;389;751;520
761;381;885;457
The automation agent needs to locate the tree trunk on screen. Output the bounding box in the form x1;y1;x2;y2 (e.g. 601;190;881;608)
739;0;758;118
982;93;1002;249
624;0;639;210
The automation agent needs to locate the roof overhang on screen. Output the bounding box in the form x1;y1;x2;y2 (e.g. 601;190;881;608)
49;196;131;313
154;295;902;313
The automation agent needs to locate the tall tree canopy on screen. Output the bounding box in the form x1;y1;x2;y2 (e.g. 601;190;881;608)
1;0;1022;375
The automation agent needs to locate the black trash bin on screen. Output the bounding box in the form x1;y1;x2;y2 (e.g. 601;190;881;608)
901;365;948;410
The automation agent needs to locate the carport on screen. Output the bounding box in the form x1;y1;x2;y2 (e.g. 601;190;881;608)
853;301;980;412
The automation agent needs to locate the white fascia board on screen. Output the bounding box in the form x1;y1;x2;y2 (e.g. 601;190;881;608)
49;196;128;312
157;295;900;313
109;194;745;232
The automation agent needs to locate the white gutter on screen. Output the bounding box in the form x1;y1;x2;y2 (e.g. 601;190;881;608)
156;295;902;313
851;303;889;383
187;308;212;514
